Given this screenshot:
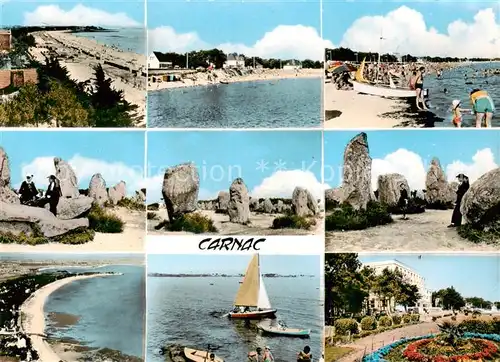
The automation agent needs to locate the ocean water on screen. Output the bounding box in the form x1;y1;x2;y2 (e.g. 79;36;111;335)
146;276;322;362
148;77;322;128
425;62;500;127
74;28;146;55
44;264;146;359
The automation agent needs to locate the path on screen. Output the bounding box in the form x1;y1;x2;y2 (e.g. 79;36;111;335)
325;209;500;252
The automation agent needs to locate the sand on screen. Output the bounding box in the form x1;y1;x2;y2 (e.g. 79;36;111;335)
325;209;500;252
150;68;322;91
30;31;146;126
20;274;118;362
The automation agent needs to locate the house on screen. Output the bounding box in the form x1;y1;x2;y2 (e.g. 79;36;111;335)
283;60;301;70
223;54;245;69
148;52;173;69
0;30;11;52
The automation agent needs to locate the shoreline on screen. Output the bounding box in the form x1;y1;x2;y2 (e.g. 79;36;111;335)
20;273;119;362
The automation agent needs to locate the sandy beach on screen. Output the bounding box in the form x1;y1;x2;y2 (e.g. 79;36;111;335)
150;68;322;91
20;274;118;362
29;30;146;126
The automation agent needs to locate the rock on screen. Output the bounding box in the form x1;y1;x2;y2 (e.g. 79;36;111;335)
325;188;343;207
275;200;285;213
263;198;274;213
108;181;126;205
341;132;374;209
425;158;451;206
44;196;93;220
377;174;410;207
135;189;146;203
88;174;108;206
227;178;250;224
460;168;500;226
0;201;89;238
0;147;20;204
448;182;459;204
162;163;199;220
166;344;186;362
249;198;260;211
217;191;229;212
54;157;80;199
292;187;318;217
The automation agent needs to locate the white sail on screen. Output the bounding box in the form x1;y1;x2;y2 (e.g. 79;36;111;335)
257;275;272;309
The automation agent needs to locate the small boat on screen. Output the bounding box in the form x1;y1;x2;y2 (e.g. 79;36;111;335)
219;80;229;84
184;347;224;362
228;254;277;320
258;324;311;337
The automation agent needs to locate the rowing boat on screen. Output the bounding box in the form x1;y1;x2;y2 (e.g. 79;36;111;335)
258;324;311;337
184;347;224;362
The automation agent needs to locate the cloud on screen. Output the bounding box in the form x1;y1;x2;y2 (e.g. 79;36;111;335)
149;25;333;60
370;148;498;191
20;155;144;196
339;6;500;58
250;170;326;200
23;4;140;27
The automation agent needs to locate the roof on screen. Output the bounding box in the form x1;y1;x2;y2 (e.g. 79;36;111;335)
152;51;172;63
227;54;244;61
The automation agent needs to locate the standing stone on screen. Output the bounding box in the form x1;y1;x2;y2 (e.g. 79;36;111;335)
0;147;20;204
276;200;285;213
447;181;459;205
88;173;109;205
292;187;318;217
108;181;127;205
377;173;410;207
341;132;374;210
249;198;259;211
227;178;250;224
54;157;79;198
217;191;230;212
135;189;146;203
325;188;344;207
263;198;274;213
162;162;199;220
425;158;450;206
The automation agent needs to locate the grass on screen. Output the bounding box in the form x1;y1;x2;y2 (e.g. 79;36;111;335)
164;213;218;234
271;215;313;230
116;197;145;211
324;345;354;362
0;227;95;245
457;223;500;244
88;204;125;233
325;201;393;231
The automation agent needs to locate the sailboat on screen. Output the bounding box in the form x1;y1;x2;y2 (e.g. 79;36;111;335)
228;254;277;319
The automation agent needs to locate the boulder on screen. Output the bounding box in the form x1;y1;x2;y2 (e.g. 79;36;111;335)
135;189;146;203
108;181;127;205
448;181;459;204
0;147;20;204
460;168;500;226
54;157;80;199
292;187;318;217
425;158;451;206
275;200;285;213
227;178;250;224
249;198;260;211
377;173;410;207
325;188;343;207
45;196;93;220
0;201;89;238
263;198;274;213
341;132;374;209
88;173;108;206
162;163;199;220
217;191;229;212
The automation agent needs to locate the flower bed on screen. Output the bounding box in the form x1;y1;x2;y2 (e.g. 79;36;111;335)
403;338;498;361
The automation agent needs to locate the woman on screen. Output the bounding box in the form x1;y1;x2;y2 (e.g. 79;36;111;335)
470;88;495;127
263;346;274;362
414;67;428;110
448;174;470;227
297;346;312;361
46;175;62;216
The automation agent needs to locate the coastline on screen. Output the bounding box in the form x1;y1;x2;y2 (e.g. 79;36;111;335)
20;273;118;362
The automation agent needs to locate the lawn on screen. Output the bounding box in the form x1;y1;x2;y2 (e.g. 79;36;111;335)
325;345;354;361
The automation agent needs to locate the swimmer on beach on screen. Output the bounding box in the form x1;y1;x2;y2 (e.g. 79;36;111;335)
451;100;472;128
469;88;495;128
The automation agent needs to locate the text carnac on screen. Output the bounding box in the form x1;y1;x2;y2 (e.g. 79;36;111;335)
198;237;266;251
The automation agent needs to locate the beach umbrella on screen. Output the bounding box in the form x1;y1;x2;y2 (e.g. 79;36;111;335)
329;63;358;74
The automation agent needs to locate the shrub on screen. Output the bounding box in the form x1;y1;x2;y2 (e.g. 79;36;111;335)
426;200;454;210
457;223;500;244
360;316;377;331
334;318;359;335
432;316;437;322
459;319;494;334
116;197;145;211
271;215;312;230
325;201;393;231
147;212;157;220
167;213;217;234
392;315;402;325
51;228;95;244
88;204;125;233
387;197;426;215
402;314;412;324
410;314;420;322
0;227;94;245
379;316;393;327
147;203;160;211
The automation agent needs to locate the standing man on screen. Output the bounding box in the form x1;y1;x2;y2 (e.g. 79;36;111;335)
398;183;409;220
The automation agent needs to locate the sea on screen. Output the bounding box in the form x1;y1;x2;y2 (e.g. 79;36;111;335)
146;276;322;362
74;28;146;55
425;62;500;127
148;77;322;128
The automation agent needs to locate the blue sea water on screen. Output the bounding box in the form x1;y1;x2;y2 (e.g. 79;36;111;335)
74;28;146;55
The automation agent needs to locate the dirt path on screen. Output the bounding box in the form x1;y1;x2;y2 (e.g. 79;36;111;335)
325;209;500;252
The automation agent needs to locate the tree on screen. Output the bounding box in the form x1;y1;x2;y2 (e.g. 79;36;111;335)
396;282;421;311
434;287;465;311
45;81;89;127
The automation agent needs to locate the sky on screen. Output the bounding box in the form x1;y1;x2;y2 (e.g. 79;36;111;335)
323;2;500;58
148;1;327;60
360;254;500;302
147;254;320;276
1;131;145;194
1;1;144;27
146;131;323;202
324;130;500;191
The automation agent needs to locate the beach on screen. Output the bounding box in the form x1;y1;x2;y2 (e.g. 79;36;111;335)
20;273;118;362
29;30;146;126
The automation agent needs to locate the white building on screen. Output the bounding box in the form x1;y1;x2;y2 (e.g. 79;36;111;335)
363;260;432;313
148;52;173;69
283;60;302;70
223;54;245;69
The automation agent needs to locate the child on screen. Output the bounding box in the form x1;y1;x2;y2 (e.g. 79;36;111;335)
451;99;472;128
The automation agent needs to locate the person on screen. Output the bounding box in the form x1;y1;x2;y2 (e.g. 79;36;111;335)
397;183;409;220
448;174;470;228
409;71;417;90
470;88;495;127
297;346;312;361
19;175;38;205
263;346;274;362
248;351;259;362
451;99;472;128
414;67;428;110
44;175;62;216
208;353;215;361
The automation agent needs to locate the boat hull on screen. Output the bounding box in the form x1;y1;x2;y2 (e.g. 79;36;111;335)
258;326;311;337
353;81;416;98
184;347;223;362
228;309;277;319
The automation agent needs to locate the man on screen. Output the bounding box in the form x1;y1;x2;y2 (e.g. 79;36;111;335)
398;183;409;220
19;175;38;205
470;88;495;127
